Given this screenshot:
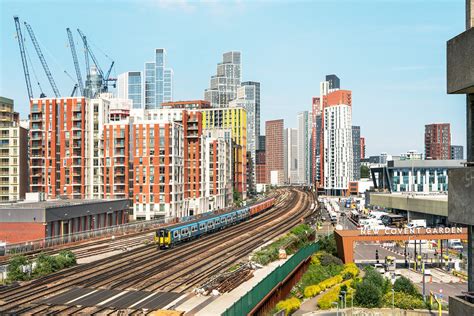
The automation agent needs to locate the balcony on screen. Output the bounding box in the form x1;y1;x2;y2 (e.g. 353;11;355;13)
30;114;42;122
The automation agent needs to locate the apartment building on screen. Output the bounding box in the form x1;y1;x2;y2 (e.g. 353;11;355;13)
0;97;28;201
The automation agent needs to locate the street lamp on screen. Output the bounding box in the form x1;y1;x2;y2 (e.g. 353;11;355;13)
391;289;395;314
332;302;339;316
341;291;347;310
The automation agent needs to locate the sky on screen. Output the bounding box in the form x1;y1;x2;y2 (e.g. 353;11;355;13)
0;0;468;156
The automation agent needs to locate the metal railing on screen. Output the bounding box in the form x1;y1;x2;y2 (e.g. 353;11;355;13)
3;218;165;256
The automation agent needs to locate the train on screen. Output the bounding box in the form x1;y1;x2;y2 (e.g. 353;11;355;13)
155;197;276;249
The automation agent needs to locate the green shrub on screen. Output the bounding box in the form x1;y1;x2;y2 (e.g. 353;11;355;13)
318;252;343;266
276;297;301;315
341;263;359;279
6;255;29;282
298;262;343;292
393;276;419;297
354;280;382;308
318;234;337;256
382;292;425;310
363;269;385;288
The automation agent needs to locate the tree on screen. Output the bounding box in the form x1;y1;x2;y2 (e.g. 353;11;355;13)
233;190;243;207
393;276;419;296
360;165;370;179
354;281;383;308
363;269;385;288
318;234;338;257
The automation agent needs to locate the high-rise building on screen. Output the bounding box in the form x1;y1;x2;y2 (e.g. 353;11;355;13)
230;84;258;194
241;81;261;146
352;126;361;180
204;51;241;107
284;128;298;184
117;71;142;109
258;135;266;151
265;119;284;185
325;74;341;90
30;97;88;199
201;107;247;199
360;137;366;159
425;123;451;160
256;150;266;184
0;97;28;201
323;90;353;194
311;97;323;186
451;145;464;160
297;111;312;185
144;49;173;109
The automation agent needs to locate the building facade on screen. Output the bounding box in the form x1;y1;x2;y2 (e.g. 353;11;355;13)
371;159;465;193
256;149;266;184
425;123;451;160
117;71;142;109
450;145;464;160
360;136;366;159
311;97;323;186
322;90;353;194
265;119;284;185
352;126;361;181
30;97;87;199
144;49;173;109
0;97;28;201
297;111;312;185
201;107;247;199
204;51;241;107
284;128;298;184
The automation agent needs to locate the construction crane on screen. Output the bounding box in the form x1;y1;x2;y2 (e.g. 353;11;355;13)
66;28;84;96
77;28;116;92
24;21;61;98
13;16;33;100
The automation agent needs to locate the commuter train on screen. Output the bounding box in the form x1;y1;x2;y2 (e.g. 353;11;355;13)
154;197;275;249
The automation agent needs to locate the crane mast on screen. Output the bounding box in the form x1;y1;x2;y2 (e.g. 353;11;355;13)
13;16;33;100
66;28;84;96
24;21;61;98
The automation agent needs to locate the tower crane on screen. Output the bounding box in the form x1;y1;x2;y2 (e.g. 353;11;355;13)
66;28;84;96
24;21;61;98
77;28;116;92
13;16;33;100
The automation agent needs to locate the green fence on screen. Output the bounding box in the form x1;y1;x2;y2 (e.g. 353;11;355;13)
222;242;319;316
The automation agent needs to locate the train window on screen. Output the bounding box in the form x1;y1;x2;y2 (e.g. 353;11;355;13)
173;231;179;237
159;230;165;237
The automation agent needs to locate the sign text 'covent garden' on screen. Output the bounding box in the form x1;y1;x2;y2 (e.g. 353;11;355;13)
360;226;464;236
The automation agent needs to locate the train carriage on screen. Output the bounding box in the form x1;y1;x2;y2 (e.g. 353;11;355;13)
155;197;275;249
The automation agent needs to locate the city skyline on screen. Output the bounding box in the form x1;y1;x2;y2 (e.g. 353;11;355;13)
0;0;467;156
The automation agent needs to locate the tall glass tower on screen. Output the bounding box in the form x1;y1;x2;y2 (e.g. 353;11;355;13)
144;48;173;109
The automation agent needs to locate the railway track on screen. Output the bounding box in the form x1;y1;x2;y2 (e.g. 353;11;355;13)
0;188;312;314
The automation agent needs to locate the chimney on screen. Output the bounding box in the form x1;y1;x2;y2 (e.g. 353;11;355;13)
468;0;474;29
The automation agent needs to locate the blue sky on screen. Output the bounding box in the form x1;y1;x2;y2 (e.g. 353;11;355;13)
0;0;467;156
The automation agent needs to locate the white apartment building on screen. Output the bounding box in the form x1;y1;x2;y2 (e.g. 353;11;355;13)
323;103;353;194
284;128;298;184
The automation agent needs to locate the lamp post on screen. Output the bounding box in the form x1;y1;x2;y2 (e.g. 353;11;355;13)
391;289;395;314
332;302;339;316
341;291;347;310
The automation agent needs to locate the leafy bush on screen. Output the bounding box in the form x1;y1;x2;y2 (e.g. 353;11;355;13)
298;262;343;292
382;292;425;310
318;234;337;256
393;276;419;297
318;252;343;266
317;280;353;309
304;285;322;298
276;297;301;315
6;255;29;282
341;263;359;279
363;269;385;288
354;280;382;308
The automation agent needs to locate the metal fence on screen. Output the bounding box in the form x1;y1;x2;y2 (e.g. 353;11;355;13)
3;218;165;256
222;242;319;316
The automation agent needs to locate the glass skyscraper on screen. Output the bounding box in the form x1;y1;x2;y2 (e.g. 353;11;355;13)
144;48;173;109
117;71;142;109
204;51;241;107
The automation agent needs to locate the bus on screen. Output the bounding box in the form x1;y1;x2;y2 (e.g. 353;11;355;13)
381;214;406;227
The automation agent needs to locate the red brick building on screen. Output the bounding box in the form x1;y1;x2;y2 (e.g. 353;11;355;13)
265;119;284;185
360;137;366;159
256;149;266;184
30;97;86;199
425;123;451;160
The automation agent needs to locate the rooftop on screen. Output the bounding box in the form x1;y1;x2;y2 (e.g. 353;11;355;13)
0;198;127;210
